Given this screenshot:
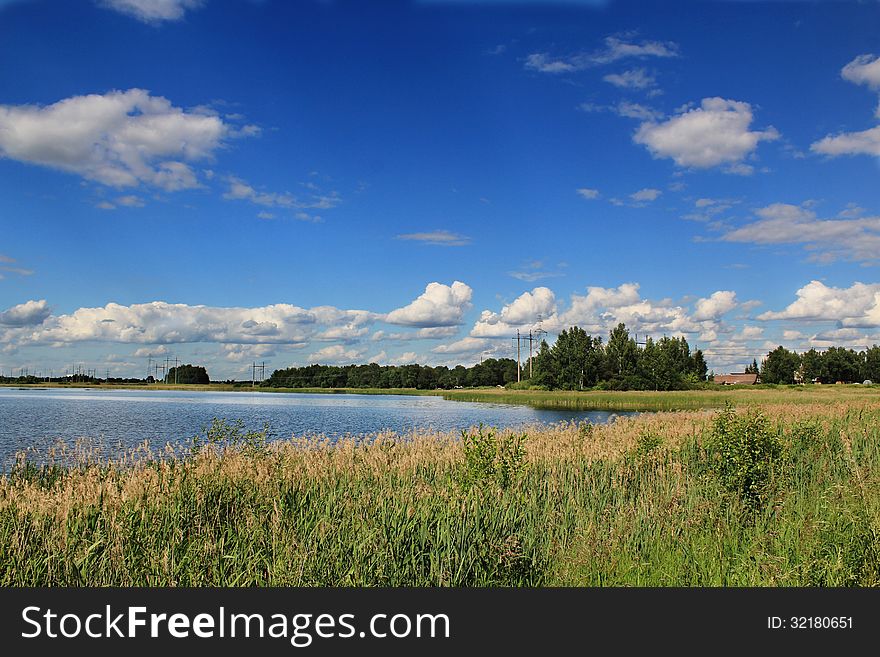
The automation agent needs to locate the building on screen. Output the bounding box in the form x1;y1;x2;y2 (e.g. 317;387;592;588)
714;372;759;385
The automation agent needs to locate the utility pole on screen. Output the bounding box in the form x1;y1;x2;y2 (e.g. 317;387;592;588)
174;357;179;384
513;330;521;382
532;325;547;379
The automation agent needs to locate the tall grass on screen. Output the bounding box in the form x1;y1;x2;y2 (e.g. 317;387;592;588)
0;402;877;586
442;385;880;411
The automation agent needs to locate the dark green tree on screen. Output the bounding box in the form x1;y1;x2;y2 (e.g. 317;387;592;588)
760;347;800;384
167;364;209;384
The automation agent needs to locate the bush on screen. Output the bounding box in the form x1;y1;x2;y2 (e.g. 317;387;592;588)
461;424;528;490
705;404;784;509
191;418;270;455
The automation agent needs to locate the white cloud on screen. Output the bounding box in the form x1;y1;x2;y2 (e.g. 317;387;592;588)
613;101;662;121
758;280;880;328
811;126;880;157
432;337;490;355
525;35;678;74
692;291;737;321
385;281;473;327
390;352;419;366
576;187;600;200
0;299;50;326
308;344;365;364
116;195;145;207
733;326;764;341
508;260;566;282
841;54;880;90
471;287;557;337
223;176;341;212
603;68;656;90
0;254;33;279
0;89;234;191
579;100;662;121
721;202;880;264
2;300;383;347
630;188;661;202
811;54;880;155
395;230;471;246
133;345;169;358
100;0;205;23
222;343;277;362
634;97;779;170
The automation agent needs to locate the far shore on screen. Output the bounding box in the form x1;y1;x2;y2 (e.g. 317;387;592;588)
3;380;878;412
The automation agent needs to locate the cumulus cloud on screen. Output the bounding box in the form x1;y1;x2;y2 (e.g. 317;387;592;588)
431;337;490;355
471;287;557;338
395;230;471;246
811;54;880;156
758;280;880;328
469;282;740;354
308;344;365;364
633;98;779;171
525;35;678;74
0;299;51;326
811;126;880;157
692;291;738;321
2;300;383;347
0;89;240;191
721;202;880;264
385;282;473;327
100;0;205;23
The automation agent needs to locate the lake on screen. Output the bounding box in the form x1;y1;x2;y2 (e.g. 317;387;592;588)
0;387;634;468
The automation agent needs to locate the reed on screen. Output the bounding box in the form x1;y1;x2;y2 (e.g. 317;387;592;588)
0;402;877;586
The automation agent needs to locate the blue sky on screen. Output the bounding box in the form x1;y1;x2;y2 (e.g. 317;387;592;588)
2;0;880;379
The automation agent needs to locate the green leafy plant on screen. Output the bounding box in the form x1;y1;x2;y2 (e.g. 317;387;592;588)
191;418;270;455
705;404;784;508
461;423;528;490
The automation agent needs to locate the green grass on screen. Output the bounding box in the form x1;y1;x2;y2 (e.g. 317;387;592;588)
1;403;877;586
440;384;880;411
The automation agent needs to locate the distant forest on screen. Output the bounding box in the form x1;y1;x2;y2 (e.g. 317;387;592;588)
266;323;709;391
759;345;880;384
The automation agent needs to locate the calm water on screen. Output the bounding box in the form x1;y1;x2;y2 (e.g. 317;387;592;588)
0;387;633;468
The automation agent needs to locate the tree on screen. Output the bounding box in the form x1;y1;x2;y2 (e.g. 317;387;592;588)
799;348;822;383
690;349;708;382
532;340;557;389
605;323;638;379
760;347;800;384
864;345;880;382
744;359;759;375
167;364;209;384
820;346;861;383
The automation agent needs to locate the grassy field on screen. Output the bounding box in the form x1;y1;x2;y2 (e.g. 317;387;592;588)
1;398;878;586
440;384;880;411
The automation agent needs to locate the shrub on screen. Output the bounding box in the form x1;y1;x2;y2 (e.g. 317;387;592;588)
461;424;528;490
705;404;784;509
191;418;270;455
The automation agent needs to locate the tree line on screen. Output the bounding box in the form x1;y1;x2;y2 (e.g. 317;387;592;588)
759;345;880;384
265;358;520;390
531;323;707;391
265;323;708;392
